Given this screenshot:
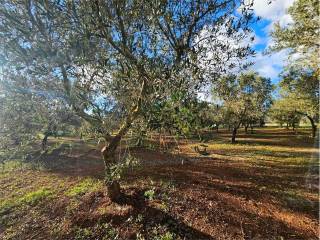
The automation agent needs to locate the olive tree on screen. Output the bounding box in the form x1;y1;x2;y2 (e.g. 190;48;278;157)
0;73;80;163
269;98;301;130
208;104;227;133
270;0;319;73
0;0;256;200
212;72;272;143
271;71;319;137
268;0;319;137
269;0;318;136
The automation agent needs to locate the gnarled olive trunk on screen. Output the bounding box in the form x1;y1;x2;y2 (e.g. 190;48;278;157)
101;138;121;201
101;122;133;201
101;81;144;201
306;115;317;138
42;133;49;151
295;111;317;138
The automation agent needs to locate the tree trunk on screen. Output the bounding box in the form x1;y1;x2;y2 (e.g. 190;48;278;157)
101;91;143;201
306;115;317;138
250;125;253;134
107;181;120;201
216;125;219;133
102;138;120;201
42;133;49;151
101;124;132;201
101;142;120;201
244;125;248;134
312;124;317;138
231;127;237;144
294;111;317;138
259;119;264;127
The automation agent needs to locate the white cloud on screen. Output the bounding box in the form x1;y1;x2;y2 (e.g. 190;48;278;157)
250;1;295;80
279;13;294;26
197;1;296;87
251;50;289;79
252;0;295;26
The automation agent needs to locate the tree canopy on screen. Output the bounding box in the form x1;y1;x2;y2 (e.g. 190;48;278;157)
270;0;319;74
0;0;257;200
212;72;273;142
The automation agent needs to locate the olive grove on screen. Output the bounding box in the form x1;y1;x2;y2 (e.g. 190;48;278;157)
0;0;258;200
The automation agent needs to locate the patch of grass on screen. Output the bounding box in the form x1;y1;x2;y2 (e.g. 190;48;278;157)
103;223;119;240
66;178;103;197
158;231;175;240
73;223;119;240
20;188;53;205
0;187;53;214
74;227;94;240
0;160;28;172
0;199;17;215
150;225;176;240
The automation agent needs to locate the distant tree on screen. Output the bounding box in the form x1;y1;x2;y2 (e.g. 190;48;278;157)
271;71;319;137
207;104;227;133
269;98;301;130
0;75;80;162
0;0;256;200
213;72;273;143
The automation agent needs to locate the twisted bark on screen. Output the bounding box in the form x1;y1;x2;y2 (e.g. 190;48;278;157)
102;80;146;201
295;111;317;138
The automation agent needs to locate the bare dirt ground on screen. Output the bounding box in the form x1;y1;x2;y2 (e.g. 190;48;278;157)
0;127;319;239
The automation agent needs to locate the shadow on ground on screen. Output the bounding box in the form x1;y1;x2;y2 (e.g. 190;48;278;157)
15;128;318;239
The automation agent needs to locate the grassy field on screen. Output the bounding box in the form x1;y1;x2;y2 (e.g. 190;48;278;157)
0;127;318;240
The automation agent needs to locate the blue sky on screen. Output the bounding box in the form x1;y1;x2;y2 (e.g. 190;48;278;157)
199;1;295;101
250;0;295;84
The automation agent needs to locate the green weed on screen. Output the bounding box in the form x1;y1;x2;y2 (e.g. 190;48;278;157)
74;223;119;240
158;231;175;240
75;227;93;240
20;188;53;205
66;178;102;197
144;188;156;200
0;187;53;214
